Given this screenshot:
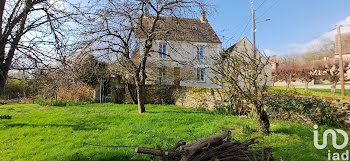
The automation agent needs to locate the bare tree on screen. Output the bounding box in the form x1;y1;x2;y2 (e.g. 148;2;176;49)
0;0;74;96
295;64;317;91
77;0;207;113
273;64;297;88
212;42;271;135
313;59;350;93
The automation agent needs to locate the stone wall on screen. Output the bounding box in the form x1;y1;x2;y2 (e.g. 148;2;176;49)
174;86;227;110
123;85;176;104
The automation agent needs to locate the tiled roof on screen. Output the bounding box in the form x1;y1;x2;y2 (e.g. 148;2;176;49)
135;16;221;43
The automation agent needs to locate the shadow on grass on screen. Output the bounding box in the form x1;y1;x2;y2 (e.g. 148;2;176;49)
3;123;104;131
64;151;153;161
146;110;202;114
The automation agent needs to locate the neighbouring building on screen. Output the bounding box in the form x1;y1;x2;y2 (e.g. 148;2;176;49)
334;32;350;61
226;37;273;86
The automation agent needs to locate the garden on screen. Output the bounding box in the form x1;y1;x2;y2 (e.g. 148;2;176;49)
0;103;349;161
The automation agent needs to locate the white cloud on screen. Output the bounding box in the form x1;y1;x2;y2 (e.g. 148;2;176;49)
49;0;67;11
265;16;350;55
263;49;278;56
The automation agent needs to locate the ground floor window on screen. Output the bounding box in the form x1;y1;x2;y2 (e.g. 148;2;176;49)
196;67;206;82
158;68;167;82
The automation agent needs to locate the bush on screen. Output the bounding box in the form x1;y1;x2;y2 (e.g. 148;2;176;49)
264;90;340;126
2;78;33;99
36;98;89;107
56;83;95;102
212;106;236;115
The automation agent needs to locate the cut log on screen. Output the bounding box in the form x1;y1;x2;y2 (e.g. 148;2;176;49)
172;140;186;151
180;130;230;161
134;130;273;161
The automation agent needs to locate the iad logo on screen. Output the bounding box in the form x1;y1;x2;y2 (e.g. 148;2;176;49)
314;125;350;160
313;125;348;150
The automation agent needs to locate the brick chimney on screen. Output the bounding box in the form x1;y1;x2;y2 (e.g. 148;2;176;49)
200;11;207;23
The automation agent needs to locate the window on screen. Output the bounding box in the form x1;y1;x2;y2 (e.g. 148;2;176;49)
159;24;164;29
159;43;167;58
196;68;206;82
197;46;204;60
158;68;167;83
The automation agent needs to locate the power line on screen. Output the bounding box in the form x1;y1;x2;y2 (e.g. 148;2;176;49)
256;0;268;11
256;0;281;20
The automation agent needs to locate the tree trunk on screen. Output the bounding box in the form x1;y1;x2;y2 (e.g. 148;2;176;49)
331;82;336;93
257;109;270;135
305;82;309;91
126;83;136;104
136;83;146;113
0;69;8;97
286;81;290;88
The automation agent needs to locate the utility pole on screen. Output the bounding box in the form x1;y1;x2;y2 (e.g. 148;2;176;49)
337;25;346;97
251;0;256;56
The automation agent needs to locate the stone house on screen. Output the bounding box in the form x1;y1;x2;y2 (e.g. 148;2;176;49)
133;12;222;89
175;37;273;109
226;37;273;86
95;12;223;104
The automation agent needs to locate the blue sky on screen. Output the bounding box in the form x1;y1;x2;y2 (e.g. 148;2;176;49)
207;0;350;56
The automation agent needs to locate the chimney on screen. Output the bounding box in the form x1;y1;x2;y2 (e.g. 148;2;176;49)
200;11;207;23
144;7;150;17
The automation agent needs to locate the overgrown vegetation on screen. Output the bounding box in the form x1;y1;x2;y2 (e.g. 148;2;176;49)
1;78;33;99
269;86;350;99
264;89;340;126
212;40;271;135
0;104;349;161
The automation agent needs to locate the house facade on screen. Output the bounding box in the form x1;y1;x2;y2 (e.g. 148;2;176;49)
226;37;273;87
134;12;222;89
334;32;350;61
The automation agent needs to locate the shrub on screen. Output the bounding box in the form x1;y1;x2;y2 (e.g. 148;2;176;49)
56;83;94;102
264;91;340;127
36;98;89;107
35;98;52;106
2;78;33;99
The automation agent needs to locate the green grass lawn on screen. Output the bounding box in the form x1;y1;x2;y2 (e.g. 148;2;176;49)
270;86;350;99
0;104;349;161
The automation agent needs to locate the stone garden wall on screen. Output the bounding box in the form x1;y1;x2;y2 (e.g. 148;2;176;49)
173;87;227;110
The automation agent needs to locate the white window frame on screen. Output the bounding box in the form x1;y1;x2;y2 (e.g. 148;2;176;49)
159;43;167;59
197;46;204;60
196;67;206;82
159;68;167;81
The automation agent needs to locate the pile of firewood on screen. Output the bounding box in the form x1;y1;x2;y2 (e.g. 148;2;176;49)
135;130;274;161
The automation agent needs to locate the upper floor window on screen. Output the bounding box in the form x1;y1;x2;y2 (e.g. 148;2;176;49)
191;26;197;30
196;67;206;82
159;43;167;59
197;46;204;60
